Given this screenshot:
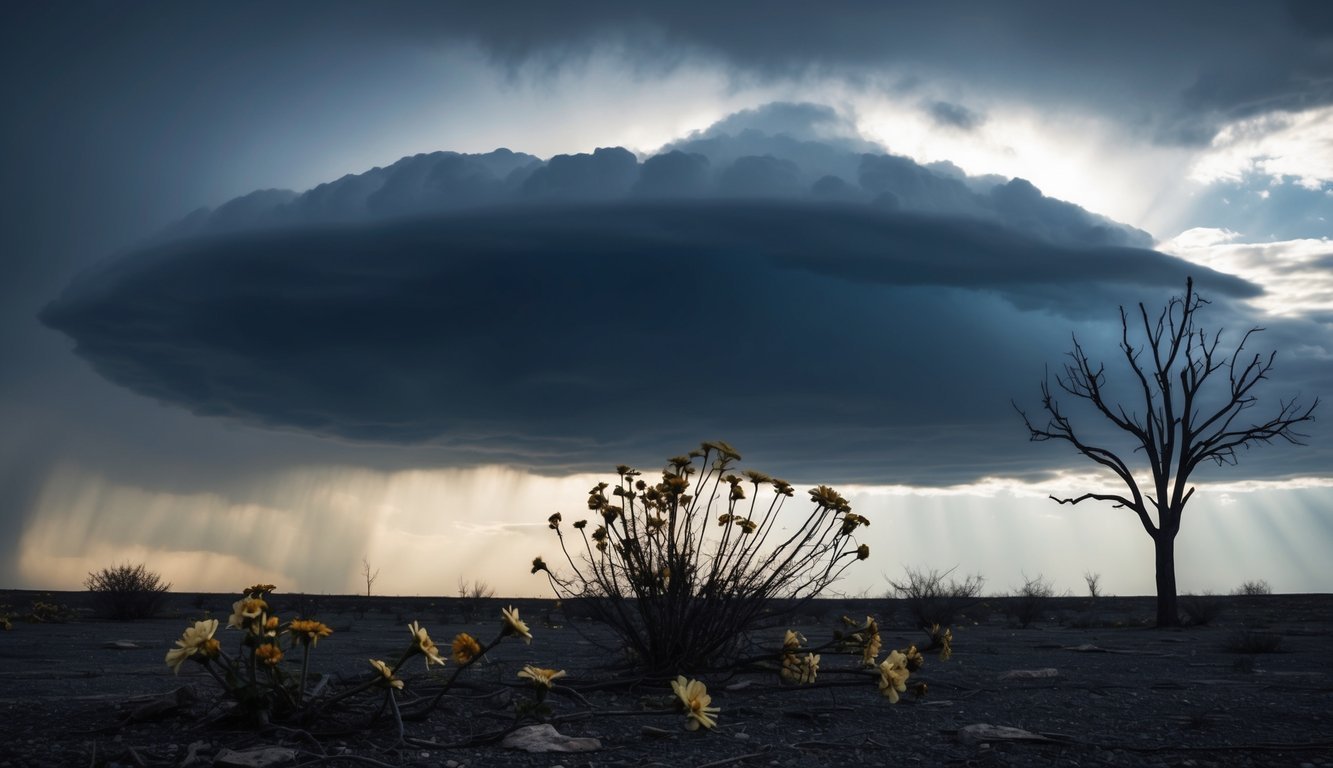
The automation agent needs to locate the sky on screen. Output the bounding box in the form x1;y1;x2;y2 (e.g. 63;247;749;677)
3;1;1331;599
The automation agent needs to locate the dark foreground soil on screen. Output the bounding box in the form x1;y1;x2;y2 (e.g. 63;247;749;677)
2;591;1332;768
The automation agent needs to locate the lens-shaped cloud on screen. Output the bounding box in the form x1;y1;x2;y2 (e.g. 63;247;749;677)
42;194;1259;483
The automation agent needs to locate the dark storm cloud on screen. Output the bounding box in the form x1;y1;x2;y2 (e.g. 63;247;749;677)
42;199;1262;485
408;0;1333;146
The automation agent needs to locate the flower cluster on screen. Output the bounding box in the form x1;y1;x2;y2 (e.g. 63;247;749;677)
537;442;873;672
160;584;539;724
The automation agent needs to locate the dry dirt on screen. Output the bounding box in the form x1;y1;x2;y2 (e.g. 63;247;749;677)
2;591;1332;767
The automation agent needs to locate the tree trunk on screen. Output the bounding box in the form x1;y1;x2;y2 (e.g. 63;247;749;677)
1153;532;1180;627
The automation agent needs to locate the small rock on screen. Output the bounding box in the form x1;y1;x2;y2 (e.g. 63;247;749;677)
213;747;298;767
957;724;1053;746
640;726;673;739
999;668;1059;680
444;761;460;768
501;724;602;753
735;732;750;740
103;640;142;650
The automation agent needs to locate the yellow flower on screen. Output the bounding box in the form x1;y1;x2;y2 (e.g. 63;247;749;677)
501;606;532;644
253;614;280;637
780;652;819;684
255;643;283;666
369;658;404;689
165;619;220;673
408;621;446;667
808;485;850;512
227;597;267;630
451;632;482;664
782;629;806;651
671;676;720;730
901;644;925;672
288;619;333;647
877;650;911;703
517;665;567;689
859;617;882;666
939;627;953;662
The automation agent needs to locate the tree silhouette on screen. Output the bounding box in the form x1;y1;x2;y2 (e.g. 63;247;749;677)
1015;279;1317;626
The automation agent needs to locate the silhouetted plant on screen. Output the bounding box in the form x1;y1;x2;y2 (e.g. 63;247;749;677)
1084;572;1103;599
885;566;985;629
534;441;870;673
1007;573;1054;628
456;578;495;622
1232;579;1272;596
1180;592;1225;626
85;562;171;619
1016;278;1317;627
1224;629;1282;654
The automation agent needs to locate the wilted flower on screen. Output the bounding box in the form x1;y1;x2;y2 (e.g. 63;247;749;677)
858;617;882;666
840;513;870;535
671;676;720;730
573;519;587;530
531;556;548;574
857;543;871;560
370;658;403;689
782;629;806;651
255;614;280;637
288;619;333;647
255;643;283;667
165;619;220;673
900;644;925;672
808;485;851;512
548;512;562;529
877;650;911;703
780;652;820;684
451;632;482;664
517;665;567;689
227;597;267;630
910;682;929;699
243;583;276;597
501;606;532;644
938;626;953;662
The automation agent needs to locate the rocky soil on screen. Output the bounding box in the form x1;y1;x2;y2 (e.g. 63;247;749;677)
2;591;1331;767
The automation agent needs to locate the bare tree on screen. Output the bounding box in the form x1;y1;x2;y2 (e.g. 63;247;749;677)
361;557;380;597
1015;279;1317;627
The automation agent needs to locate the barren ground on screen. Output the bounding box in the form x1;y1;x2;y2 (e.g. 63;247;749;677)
2;591;1331;768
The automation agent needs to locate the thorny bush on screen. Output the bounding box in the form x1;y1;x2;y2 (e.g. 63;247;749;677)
85;562;171;620
534;441;871;673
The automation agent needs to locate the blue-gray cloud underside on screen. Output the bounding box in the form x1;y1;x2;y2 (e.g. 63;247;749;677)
42;201;1261;484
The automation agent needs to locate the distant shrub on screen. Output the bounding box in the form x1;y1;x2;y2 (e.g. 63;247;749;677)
457;578;496;623
85;562;171;619
1224;629;1282;654
1232;580;1272;596
1179;592;1225;626
1006;573;1054;628
885;566;985;629
536;442;870;673
1084;572;1102;599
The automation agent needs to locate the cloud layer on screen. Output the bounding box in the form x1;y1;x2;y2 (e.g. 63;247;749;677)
43;106;1309;485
